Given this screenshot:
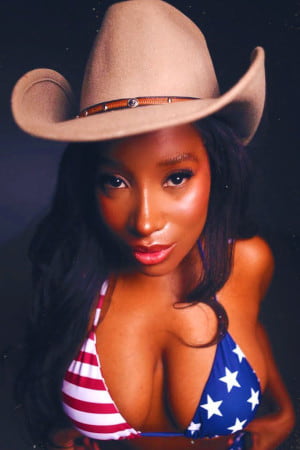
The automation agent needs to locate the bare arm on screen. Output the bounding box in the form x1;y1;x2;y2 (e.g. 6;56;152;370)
243;238;294;448
47;428;78;449
48;430;101;450
231;237;295;449
245;324;295;449
48;429;101;450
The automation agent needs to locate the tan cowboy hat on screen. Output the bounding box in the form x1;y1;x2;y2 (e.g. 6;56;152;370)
11;0;265;144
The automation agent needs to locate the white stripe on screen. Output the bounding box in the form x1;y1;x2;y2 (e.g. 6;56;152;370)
93;308;101;327
80;337;96;354
62;380;112;403
100;280;109;295
67;360;102;379
63;403;125;426
75;426;140;440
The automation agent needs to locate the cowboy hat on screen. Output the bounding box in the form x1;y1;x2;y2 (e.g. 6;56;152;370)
11;0;265;144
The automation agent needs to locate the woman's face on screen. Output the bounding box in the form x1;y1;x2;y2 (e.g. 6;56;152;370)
96;123;211;277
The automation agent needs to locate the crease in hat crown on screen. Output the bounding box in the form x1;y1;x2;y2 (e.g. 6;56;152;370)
80;0;220;111
11;0;266;143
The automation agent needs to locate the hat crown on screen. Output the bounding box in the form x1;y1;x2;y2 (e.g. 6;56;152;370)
12;0;265;143
80;0;219;109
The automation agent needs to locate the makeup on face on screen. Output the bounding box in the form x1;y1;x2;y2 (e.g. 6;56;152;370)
95;124;211;277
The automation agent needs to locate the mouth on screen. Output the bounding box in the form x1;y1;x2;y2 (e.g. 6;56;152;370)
132;244;175;265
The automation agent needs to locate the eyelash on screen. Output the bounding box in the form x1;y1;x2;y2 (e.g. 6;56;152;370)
163;169;194;187
97;169;194;190
97;174;127;189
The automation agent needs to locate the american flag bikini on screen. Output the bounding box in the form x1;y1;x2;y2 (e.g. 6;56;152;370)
62;280;139;440
62;280;261;449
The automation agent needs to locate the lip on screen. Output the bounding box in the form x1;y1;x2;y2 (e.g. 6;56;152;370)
132;244;175;265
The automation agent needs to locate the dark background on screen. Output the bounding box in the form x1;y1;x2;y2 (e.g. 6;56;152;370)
0;1;299;448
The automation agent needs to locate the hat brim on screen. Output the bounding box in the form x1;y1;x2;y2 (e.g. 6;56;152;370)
11;47;265;145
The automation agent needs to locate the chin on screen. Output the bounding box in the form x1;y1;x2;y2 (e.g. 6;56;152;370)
134;259;181;277
138;267;173;277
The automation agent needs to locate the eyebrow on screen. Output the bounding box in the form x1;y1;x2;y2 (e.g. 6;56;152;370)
97;152;199;168
158;153;199;167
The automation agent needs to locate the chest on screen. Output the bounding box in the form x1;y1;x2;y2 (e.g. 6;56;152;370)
94;294;267;431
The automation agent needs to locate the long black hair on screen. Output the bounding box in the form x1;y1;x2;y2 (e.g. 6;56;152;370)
190;117;254;301
18;117;254;446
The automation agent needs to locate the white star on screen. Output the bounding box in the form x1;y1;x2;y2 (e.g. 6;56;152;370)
219;367;241;392
232;344;245;363
187;421;201;435
200;394;223;419
247;388;260;411
227;417;247;434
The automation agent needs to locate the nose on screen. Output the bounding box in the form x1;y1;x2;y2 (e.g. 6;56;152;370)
129;188;164;237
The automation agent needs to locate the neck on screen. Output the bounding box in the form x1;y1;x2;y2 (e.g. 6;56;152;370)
114;244;203;303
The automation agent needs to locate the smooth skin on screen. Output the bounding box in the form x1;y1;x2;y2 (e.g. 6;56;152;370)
51;125;294;450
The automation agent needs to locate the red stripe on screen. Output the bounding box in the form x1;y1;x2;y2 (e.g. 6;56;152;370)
74;351;98;366
65;371;106;390
72;418;133;433
97;294;105;309
62;392;117;414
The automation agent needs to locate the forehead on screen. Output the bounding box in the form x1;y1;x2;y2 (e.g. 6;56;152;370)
98;123;208;164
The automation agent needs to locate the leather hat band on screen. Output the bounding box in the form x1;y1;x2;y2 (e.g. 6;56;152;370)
77;96;199;118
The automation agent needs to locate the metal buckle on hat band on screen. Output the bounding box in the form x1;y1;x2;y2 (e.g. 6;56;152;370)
77;96;199;118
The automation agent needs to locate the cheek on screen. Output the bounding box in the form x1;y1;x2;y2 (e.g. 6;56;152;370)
96;193;127;233
175;175;211;228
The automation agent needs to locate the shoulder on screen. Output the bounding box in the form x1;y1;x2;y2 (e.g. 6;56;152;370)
234;236;274;271
232;236;275;299
219;236;274;317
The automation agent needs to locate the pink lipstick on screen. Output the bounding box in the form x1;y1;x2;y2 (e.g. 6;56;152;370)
132;244;174;265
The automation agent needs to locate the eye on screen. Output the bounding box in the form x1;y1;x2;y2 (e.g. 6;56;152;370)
164;170;193;187
97;174;127;189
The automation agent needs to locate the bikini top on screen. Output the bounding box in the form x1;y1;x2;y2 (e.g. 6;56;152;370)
62;280;261;441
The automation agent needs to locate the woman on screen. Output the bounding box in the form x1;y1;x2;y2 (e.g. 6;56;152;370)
11;1;295;449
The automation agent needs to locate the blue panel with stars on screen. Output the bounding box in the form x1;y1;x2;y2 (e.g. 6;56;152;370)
185;332;261;439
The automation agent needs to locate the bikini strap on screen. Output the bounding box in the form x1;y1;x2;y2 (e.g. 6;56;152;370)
92;280;109;328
